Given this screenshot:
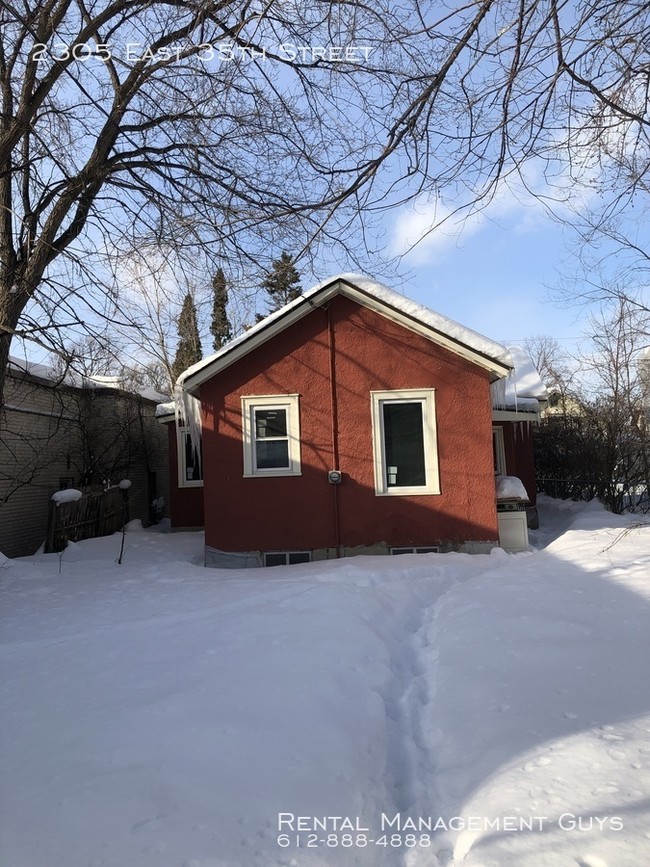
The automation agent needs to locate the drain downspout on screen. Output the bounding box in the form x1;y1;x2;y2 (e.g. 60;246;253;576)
327;304;342;558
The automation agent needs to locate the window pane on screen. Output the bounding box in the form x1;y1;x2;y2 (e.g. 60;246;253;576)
288;552;310;564
184;433;202;481
265;553;286;567
492;428;505;475
255;408;287;439
383;402;426;487
256;439;290;469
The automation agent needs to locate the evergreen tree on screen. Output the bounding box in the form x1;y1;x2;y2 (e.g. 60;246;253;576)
210;268;232;351
262;252;302;313
172;292;202;382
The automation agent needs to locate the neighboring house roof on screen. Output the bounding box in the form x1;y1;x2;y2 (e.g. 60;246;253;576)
6;355;169;404
177;274;514;396
155;400;176;421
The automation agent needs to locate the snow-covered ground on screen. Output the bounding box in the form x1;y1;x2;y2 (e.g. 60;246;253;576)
1;498;649;867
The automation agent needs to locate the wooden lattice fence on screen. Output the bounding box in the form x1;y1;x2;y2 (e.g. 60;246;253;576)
45;487;130;553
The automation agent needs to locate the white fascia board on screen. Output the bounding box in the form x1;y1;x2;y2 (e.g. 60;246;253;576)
492;409;541;422
179;289;335;394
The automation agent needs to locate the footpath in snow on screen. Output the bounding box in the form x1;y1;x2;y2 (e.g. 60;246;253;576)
1;498;649;867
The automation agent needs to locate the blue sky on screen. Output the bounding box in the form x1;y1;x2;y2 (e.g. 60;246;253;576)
385;203;579;348
8;3;648;375
354;158;650;354
305;165;611;354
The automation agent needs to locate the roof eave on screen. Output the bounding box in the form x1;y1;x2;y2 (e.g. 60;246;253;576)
180;284;337;395
180;276;512;393
335;279;511;381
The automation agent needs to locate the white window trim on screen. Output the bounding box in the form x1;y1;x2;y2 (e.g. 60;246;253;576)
493;426;507;476
371;388;440;496
390;546;440;555
177;426;203;488
241;394;301;478
263;551;312;567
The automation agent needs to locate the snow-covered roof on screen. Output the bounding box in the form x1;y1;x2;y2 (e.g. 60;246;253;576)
491;345;548;415
7;355;169;403
155;400;176;419
504;346;548;401
7;356;55;381
138;386;170;403
178;273;513;394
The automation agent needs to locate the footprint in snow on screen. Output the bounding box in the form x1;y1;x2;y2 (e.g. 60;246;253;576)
592;784;619;795
523;756;552;771
606;749;626;760
576;856;608;867
131;817;162;833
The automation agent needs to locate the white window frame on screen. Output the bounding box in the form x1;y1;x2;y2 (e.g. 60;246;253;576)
390;546;440;555
371;389;440;496
241;394;301;478
493;426;507;476
263;551;311;567
177;426;203;488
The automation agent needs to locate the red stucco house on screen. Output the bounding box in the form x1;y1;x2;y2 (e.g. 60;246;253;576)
157;275;546;567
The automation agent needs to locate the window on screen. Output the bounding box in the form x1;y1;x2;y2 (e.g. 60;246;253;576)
391;546;440;555
492;426;506;475
241;395;301;477
264;551;311;567
371;389;440;495
178;427;203;488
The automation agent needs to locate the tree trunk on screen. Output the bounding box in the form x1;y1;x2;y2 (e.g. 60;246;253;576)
0;291;22;430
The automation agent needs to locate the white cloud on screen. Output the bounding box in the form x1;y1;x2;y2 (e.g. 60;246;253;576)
388;160;599;264
389;188;540;264
389;199;478;263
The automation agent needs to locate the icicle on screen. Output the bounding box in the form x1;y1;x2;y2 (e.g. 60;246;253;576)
491;356;517;411
174;384;202;472
491;378;507;410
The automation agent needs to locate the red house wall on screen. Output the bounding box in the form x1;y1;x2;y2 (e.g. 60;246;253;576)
200;295;499;553
166;422;204;528
502;421;537;508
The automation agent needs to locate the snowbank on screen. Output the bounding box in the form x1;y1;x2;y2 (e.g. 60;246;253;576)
1;502;649;866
